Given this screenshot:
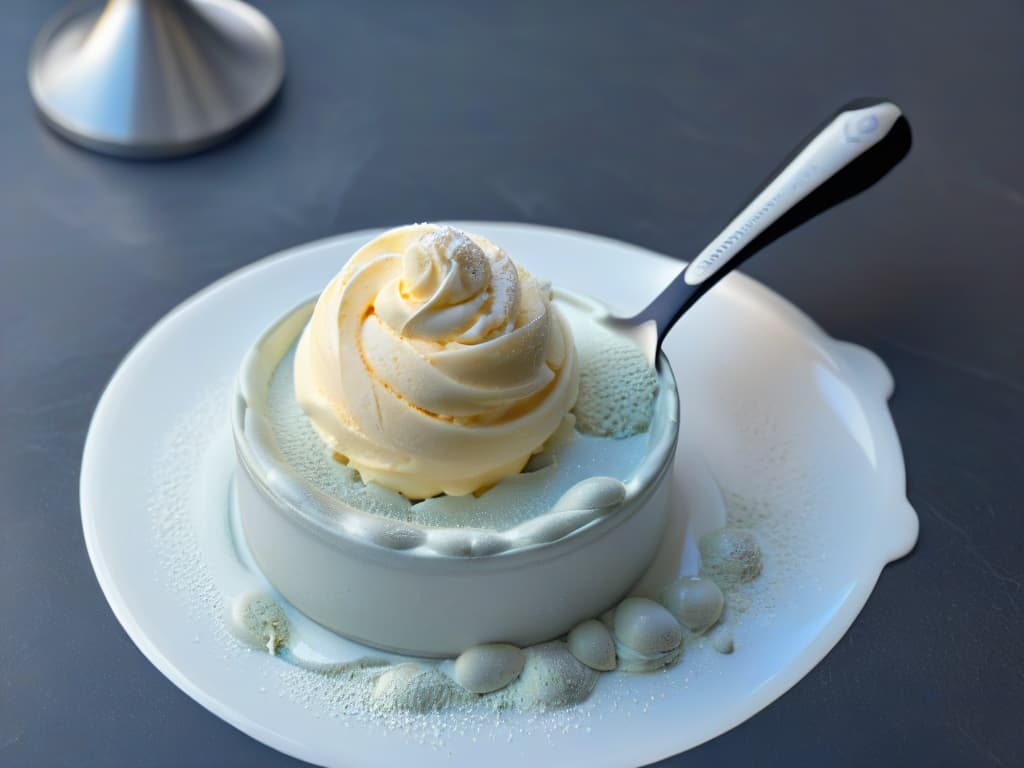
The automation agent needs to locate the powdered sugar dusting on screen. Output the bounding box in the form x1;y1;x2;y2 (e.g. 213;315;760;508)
150;380;231;642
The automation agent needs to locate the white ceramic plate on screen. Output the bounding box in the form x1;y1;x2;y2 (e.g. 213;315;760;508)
80;222;918;767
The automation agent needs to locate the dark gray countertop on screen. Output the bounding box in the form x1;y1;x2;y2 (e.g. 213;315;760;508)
2;1;1022;765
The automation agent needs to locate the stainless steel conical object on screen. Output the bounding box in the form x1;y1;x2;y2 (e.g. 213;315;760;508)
29;0;284;158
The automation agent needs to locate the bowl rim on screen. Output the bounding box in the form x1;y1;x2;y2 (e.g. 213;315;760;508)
231;290;680;564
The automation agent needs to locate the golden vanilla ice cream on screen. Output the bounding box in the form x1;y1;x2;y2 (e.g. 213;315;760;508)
294;224;579;498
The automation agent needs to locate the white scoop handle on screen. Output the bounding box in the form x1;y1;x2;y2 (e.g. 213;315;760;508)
684;102;903;286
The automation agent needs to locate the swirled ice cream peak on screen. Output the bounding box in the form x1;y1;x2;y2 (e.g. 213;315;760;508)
294;224;579;499
375;226;517;344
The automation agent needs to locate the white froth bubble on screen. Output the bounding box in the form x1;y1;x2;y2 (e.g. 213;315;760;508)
711;631;735;655
613;598;683;656
699;527;763;588
659;577;725;635
567;620;617;672
227;591;291;654
454;644;526;694
614;640;683;673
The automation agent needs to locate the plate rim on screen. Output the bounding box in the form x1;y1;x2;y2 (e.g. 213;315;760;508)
80;221;919;767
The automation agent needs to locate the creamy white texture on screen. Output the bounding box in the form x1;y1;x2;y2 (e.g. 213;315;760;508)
294;224;579;498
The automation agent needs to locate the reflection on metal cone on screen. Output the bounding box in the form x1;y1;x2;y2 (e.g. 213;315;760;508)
29;0;284;158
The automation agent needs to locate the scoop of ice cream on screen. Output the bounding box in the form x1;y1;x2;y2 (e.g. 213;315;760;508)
294;223;579;498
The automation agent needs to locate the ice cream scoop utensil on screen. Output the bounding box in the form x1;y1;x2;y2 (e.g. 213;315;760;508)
608;99;911;364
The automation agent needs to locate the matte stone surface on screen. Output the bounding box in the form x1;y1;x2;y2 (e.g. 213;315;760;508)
1;1;1022;766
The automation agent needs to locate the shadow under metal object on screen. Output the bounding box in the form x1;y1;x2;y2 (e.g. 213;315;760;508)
28;0;284;158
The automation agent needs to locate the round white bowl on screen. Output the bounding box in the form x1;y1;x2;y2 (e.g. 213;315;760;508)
232;293;680;657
